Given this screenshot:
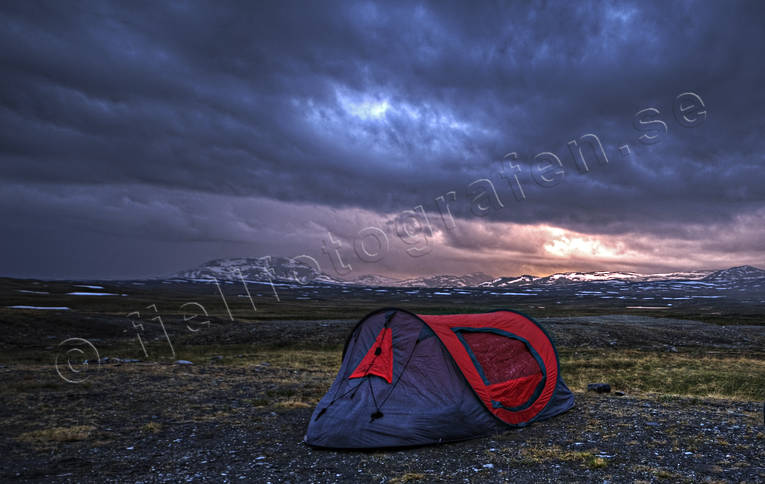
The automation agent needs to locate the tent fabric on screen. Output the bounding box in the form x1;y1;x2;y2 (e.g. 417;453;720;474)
305;307;574;448
418;312;560;426
348;327;393;383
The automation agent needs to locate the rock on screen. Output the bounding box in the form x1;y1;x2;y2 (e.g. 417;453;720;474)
587;383;611;393
121;358;140;363
646;422;660;427
98;356;125;363
614;391;625;396
666;345;678;352
210;355;224;361
174;360;193;365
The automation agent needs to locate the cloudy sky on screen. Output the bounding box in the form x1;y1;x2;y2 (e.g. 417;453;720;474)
1;1;764;280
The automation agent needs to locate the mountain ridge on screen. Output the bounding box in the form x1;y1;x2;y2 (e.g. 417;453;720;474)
171;257;764;289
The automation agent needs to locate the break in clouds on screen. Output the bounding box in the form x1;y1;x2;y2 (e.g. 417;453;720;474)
1;1;764;279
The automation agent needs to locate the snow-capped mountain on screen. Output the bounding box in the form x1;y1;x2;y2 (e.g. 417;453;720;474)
172;258;496;288
479;275;539;287
478;270;715;287
473;267;761;288
396;272;494;288
639;271;713;282
348;274;403;287
172;256;344;284
537;271;645;284
479;271;647;287
172;257;763;290
702;265;765;283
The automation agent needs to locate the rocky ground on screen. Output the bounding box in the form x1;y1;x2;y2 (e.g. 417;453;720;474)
0;316;763;483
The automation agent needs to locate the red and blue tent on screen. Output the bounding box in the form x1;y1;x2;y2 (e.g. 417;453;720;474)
305;308;574;448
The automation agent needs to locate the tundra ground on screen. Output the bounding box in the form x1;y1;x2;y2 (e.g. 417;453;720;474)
0;280;763;482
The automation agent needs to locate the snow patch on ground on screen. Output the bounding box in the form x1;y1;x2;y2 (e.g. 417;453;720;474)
8;305;70;310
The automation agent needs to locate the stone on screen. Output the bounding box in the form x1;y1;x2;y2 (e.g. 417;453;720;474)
587;383;611;393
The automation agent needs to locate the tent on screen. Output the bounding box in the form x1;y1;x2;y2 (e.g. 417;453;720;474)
305;307;574;448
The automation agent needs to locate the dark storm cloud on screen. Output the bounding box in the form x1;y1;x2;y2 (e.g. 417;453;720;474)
1;0;764;277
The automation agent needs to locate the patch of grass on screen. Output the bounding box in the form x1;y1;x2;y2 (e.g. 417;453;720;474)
655;469;680;479
6;379;66;393
142;422;162;434
274;399;312;409
560;349;765;401
586;456;608;469
656;394;701;406
248;398;271;407
518;445;604;467
171;344;259;363
258;348;342;371
266;387;298;398
390;473;427;483
633;465;682;480
18;425;96;443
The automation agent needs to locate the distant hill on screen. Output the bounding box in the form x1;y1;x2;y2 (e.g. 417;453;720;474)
172;256;345;285
397;272;494;288
171;257;762;289
481;270;714;287
702;265;765;283
172;257;494;288
479;275;539;287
